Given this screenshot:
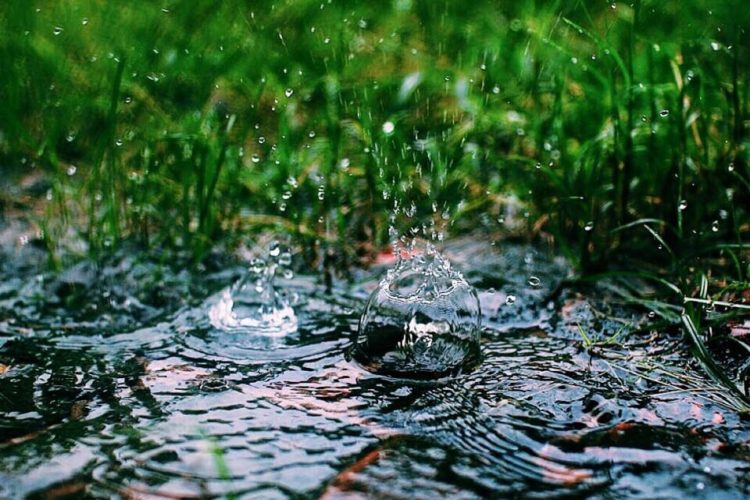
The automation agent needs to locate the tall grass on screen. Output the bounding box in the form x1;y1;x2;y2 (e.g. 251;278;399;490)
0;0;746;280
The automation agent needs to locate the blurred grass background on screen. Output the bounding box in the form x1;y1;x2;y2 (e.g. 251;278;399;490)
0;0;748;285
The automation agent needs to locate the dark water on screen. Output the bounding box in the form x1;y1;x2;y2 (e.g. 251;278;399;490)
1;237;749;498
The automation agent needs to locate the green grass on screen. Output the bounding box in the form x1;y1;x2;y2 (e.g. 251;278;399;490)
0;0;747;280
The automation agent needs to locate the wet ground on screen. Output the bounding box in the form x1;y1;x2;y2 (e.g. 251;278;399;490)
1;230;750;498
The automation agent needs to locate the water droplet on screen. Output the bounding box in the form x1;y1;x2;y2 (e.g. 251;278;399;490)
308;130;316;138
269;241;281;257
527;276;541;288
728;162;735;172
284;88;294;97
711;220;719;232
710;41;720;51
258;136;266;144
584;221;594;232
66;165;77;176
659;109;670;117
81;18;89;26
505;295;517;305
382;121;395;135
251;154;260;163
282;191;292;200
53;26;63;35
678;199;688;211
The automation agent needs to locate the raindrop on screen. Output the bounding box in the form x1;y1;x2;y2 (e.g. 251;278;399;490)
710;41;720;51
282;191;292;200
711;220;719;232
505;295;517;305
584;221;594;232
659;109;670;117
81;18;89;26
678;199;688;211
251;154;260;163
284;88;294;97
53;26;63;36
382;121;395;134
527;276;541;288
308;130;316;138
66;165;77;176
258;136;266;144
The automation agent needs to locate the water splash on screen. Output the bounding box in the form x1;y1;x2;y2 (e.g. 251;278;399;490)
349;239;481;379
209;242;297;336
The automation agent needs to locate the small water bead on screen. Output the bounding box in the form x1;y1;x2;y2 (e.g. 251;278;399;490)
251;154;261;163
258;136;266;144
711;220;720;232
284;88;294;97
584;221;594;232
66;165;77;176
282;191;292;200
678;200;688;211
505;295;516;305
527;276;541;288
53;26;63;35
659;109;670;117
269;241;281;257
382;121;395;135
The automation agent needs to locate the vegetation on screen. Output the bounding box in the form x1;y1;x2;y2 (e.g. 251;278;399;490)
1;1;749;386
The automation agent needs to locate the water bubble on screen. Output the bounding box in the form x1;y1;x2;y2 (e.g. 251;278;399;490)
678;199;688;211
258;136;266;144
382;121;395;135
251;154;260;163
81;18;89;25
728;162;735;172
527;276;541;288
584;221;594;232
317;186;325;201
492;85;500;94
711;220;719;232
505;295;517;305
66;165;77;176
349;241;481;379
308;130;316;138
284;88;294;97
53;26;63;35
659;109;670;117
282;191;292;200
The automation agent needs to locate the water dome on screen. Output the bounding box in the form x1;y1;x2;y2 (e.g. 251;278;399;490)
349;241;481;379
209;243;297;336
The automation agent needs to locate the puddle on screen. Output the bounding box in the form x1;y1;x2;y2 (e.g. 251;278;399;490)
1;238;749;497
